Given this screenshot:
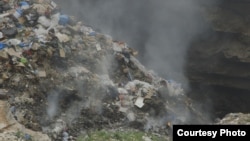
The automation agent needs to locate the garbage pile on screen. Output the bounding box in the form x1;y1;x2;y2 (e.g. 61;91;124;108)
0;0;207;140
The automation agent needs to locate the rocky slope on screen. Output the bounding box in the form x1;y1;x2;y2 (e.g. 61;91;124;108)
185;0;250;118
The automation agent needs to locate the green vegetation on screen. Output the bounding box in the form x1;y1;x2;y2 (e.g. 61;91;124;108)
76;130;168;141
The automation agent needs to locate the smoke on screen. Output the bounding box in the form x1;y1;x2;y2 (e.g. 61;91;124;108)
54;0;216;86
47;90;60;119
50;0;219;126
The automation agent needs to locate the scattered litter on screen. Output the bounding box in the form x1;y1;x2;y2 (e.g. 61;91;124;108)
134;97;145;108
0;1;202;140
59;14;69;26
55;33;70;43
0;89;8;99
6;48;22;58
37;69;46;77
59;48;66;58
96;43;101;51
0;43;7;50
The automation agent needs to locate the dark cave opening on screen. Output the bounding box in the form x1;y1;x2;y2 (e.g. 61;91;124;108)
187;84;250;120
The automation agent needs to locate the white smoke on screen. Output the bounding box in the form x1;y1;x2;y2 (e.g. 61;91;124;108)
51;0;218;125
47;90;60;119
54;0;217;87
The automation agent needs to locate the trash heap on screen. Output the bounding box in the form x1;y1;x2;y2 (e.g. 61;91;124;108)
0;0;207;140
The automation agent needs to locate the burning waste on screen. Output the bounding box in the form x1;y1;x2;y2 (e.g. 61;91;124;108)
0;0;235;141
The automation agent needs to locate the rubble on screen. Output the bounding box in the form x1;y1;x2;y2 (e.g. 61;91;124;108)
216;113;250;125
0;0;214;140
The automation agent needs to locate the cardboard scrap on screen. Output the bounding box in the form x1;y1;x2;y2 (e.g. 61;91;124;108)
59;48;65;58
56;33;70;43
38;69;46;77
134;97;144;108
6;48;22;58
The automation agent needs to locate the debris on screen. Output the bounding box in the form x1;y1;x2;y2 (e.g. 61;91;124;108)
24;133;31;141
1;27;18;38
37;69;46;77
0;43;7;50
59;48;66;58
10;105;16;115
51;119;67;138
0;32;4;40
37;16;51;27
89;31;97;36
96;43;101;51
6;39;21;46
59;14;69;26
134;97;145;108
20;57;28;64
6;48;22;58
55;33;70;43
127;112;136;121
142;136;152;141
19;1;30;10
0;51;8;60
0;0;205;140
62;131;69;141
0;89;8;99
50;1;57;8
13;8;23;19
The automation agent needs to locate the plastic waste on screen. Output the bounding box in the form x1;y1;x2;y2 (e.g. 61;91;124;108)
56;33;70;43
24;10;39;26
88;31;96;36
24;133;31;141
1;27;18;38
0;32;4;40
19;1;30;10
13;8;23;19
37;16;51;27
47;12;60;30
62;131;69;141
80;25;94;35
127;67;133;81
0;90;8;99
0;43;7;50
0;12;10;18
0;2;11;13
18;42;30;48
59;14;69;26
20;57;28;64
6;39;21;46
50;1;57;8
10;106;16;114
134;97;144;108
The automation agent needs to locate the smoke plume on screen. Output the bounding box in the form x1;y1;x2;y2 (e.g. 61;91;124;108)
50;0;219;126
54;0;217;87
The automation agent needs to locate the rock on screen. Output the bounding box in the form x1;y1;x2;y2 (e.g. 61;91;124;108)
216;113;250;125
185;0;250;118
